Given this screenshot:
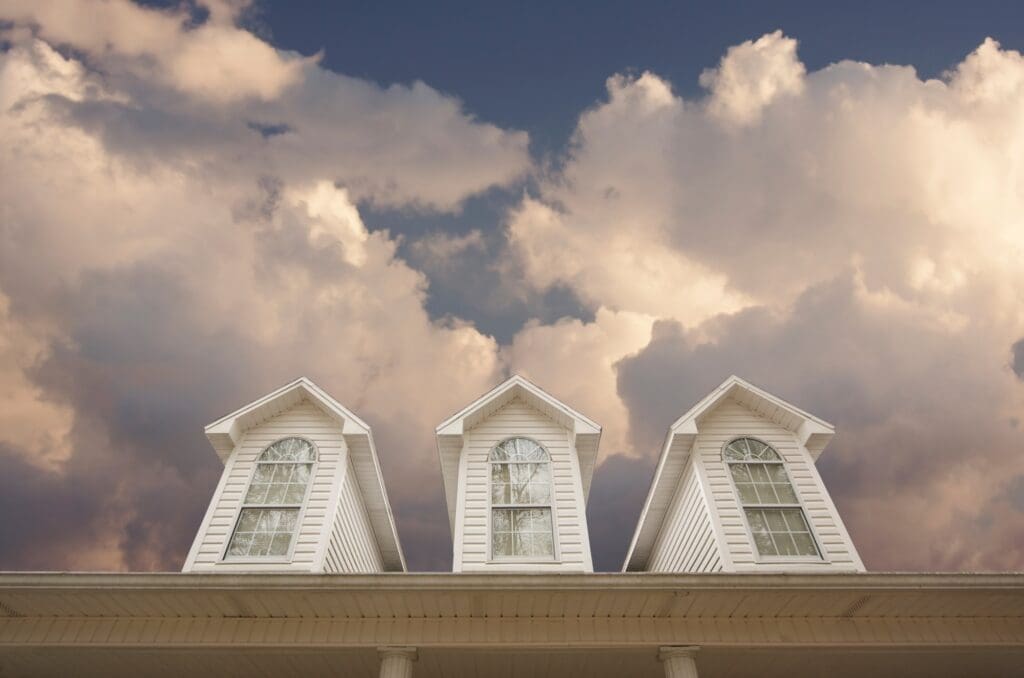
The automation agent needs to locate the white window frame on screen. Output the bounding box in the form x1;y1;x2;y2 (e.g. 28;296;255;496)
722;436;825;563
222;436;318;564
487;437;559;563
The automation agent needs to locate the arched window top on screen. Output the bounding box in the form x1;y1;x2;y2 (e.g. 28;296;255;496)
723;437;781;462
490;437;548;462
259;437;316;463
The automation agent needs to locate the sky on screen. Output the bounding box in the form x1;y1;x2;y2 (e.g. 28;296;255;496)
0;0;1023;572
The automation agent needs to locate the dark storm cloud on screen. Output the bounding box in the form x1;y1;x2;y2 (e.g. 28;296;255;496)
614;274;1024;570
586;453;657;571
1012;338;1024;380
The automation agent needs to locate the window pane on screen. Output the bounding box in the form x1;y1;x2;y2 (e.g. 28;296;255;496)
532;532;554;557
749;465;770;482
491;482;510;504
774;532;798;556
792;533;818;556
265;483;287;504
269;533;292;556
492;509;512;532
746;509;767;533
491;443;510;462
753;483;777;503
753;531;777;556
735;483;758;504
774;483;798;503
493;532;513;557
729;465;752;482
261;438;314;462
244;483;269;504
765;510;788;532
250;533;272;556
780;509;803;531
491;463;509;484
284;484;306;503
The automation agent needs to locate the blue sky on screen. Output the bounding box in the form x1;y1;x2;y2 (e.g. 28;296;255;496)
1;0;1023;572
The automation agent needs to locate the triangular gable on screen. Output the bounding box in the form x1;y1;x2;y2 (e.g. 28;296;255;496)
205;377;406;571
622;375;834;572
435;374;602;531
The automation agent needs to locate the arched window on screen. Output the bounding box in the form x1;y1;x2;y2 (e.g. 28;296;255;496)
723;437;820;558
226;437;315;559
490;438;555;559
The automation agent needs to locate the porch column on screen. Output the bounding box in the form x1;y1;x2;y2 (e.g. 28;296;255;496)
658;646;699;678
378;647;417;678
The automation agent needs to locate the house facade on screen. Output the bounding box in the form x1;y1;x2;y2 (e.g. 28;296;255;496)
0;374;1022;677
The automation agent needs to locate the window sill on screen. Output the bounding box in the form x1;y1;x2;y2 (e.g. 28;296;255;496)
219;558;293;565
486;559;562;565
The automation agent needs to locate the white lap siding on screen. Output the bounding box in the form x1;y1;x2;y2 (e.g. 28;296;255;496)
697;398;864;572
184;399;344;572
456;398;594;573
324;456;384;572
647;452;723;572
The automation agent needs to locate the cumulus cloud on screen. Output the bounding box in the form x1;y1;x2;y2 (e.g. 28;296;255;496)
699;30;806;126
2;12;1024;574
0;0;308;103
0;12;522;569
507;33;1024;570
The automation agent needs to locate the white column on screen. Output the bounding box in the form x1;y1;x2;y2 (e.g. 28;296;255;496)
658;646;699;678
377;647;417;678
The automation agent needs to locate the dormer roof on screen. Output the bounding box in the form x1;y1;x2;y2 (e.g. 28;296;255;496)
623;375;835;572
435;374;602;531
204;377;406;571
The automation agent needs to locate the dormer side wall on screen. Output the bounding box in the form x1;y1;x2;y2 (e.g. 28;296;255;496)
695;398;865;572
455;398;594;573
647;447;725;572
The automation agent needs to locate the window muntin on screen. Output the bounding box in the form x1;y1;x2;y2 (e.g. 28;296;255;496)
489;438;555;559
226;437;315;559
723;437;820;558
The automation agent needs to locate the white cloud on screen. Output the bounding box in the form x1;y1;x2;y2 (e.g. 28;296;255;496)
699;30;805;126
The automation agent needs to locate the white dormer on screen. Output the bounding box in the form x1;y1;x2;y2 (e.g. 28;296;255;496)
183;377;405;573
436;375;601;572
624;375;864;573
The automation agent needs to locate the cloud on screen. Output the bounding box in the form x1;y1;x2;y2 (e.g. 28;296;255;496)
0;0;309;103
2;15;1024;575
614;274;1024;570
0;23;519;570
699;30;806;126
503;32;1024;570
1012;338;1024;380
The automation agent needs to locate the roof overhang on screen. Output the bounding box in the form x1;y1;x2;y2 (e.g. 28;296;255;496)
204;377;406;571
435;375;602;531
0;571;1021;654
624;375;835;572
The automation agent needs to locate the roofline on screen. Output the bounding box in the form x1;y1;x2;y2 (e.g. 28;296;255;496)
435;373;601;434
204;376;371;434
2;571;1022;591
668;374;834;433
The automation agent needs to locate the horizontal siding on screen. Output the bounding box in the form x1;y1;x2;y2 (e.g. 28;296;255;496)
647;453;722;573
325;457;384;573
187;399;344;572
698;398;861;571
458;399;592;572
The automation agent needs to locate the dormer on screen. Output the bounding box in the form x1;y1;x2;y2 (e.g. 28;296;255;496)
624;375;864;573
436;375;601;572
183;377;405;573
